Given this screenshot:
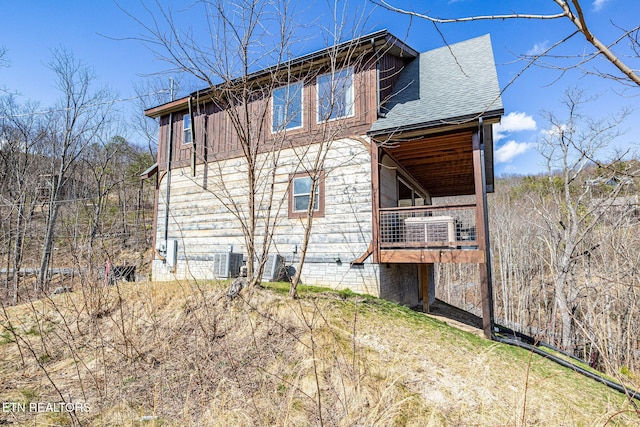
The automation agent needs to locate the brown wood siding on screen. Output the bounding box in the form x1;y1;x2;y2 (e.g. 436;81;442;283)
379;52;407;107
157;115;168;171
175;113;191;164
156;55;385;171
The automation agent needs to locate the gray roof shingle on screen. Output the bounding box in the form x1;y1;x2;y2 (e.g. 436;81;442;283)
369;34;503;135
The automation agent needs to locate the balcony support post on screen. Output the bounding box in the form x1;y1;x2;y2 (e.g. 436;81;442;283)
473;122;495;339
420;263;435;313
371;141;381;263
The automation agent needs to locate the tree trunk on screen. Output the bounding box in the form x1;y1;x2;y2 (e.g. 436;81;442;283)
38;201;60;290
12;195;26;303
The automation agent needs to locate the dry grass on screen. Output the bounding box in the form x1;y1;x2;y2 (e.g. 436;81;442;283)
0;279;638;426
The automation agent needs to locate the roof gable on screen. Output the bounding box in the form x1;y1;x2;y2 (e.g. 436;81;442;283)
369;34;503;135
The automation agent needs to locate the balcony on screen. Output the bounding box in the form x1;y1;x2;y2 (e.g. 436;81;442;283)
377;203;485;264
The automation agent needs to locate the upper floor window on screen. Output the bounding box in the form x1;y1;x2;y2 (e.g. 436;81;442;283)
317;67;354;122
183;114;193;144
272;82;303;132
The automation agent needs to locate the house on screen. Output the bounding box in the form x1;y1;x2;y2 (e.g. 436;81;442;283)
143;30;503;337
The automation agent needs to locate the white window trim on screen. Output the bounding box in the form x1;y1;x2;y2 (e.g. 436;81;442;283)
289;171;325;219
292;176;319;212
271;82;304;133
316;66;355;123
182;113;193;145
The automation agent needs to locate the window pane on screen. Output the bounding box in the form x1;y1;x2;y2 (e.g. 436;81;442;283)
292;174;320;213
183;114;192;144
317;68;353;121
317;74;332;121
293;176;311;194
294;195;310;211
273;82;302;131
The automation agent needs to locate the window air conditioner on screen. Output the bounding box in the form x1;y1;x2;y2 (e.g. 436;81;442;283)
404;216;456;248
212;252;244;278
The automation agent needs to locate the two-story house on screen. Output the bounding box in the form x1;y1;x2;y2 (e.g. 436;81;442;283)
143;30;503;337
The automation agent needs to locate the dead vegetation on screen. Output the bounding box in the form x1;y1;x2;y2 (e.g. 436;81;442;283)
1;279;638;426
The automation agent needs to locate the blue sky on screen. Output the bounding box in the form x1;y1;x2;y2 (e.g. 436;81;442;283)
1;0;638;176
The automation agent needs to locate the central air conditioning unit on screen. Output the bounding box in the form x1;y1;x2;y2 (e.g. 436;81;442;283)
212;252;244;278
261;254;286;282
404;216;456;248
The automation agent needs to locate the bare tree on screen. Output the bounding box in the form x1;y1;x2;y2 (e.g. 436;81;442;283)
132;0;381;293
0;46;9;94
372;0;640;87
528;89;629;351
131;77;173;157
129;0;332;285
0;97;48;302
37;48;112;289
288;2;371;297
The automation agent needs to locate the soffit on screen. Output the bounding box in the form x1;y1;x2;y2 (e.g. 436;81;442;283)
382;131;475;197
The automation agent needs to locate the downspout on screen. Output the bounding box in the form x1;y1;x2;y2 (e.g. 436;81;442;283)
370;39;385;118
163;111;173;251
479;117;496;332
163;79;175;253
188;95;196;176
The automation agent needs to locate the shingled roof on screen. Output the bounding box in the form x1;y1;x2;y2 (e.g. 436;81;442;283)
369;34;503;136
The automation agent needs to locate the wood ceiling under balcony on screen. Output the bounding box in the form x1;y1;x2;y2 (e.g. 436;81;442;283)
383;130;476;197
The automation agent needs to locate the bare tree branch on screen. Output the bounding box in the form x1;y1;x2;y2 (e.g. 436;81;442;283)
372;0;640;87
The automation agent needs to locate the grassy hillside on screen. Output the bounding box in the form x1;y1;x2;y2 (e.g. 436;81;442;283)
0;280;638;426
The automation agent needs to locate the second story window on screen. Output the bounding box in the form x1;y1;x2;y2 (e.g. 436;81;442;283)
272;82;303;132
317;67;354;122
183;114;192;144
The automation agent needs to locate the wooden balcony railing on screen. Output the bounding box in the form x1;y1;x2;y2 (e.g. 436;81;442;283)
379;204;478;250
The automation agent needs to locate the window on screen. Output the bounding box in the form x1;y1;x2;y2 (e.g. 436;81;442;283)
183;114;192;144
289;171;325;218
272;82;303;132
317;67;354;122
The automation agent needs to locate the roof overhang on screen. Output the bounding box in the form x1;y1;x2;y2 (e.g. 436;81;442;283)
139;162;158;180
144;30;418;119
367;110;503;140
373;118;498;197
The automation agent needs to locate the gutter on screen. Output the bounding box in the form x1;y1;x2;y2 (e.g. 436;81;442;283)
163;112;174;251
367;109;504;138
145;30;420;119
370;39;385;119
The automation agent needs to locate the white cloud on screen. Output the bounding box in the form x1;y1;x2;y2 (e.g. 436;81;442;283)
495;140;534;164
526;41;549;56
493;111;537;141
540;123;567;139
593;0;609;11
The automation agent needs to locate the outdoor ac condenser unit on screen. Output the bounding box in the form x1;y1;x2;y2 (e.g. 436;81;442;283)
261;254;286;282
404;216;456;248
212;252;244;278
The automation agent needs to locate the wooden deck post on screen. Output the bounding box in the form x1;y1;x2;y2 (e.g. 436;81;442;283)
371;140;381;263
473;127;495;339
421;263;435;313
